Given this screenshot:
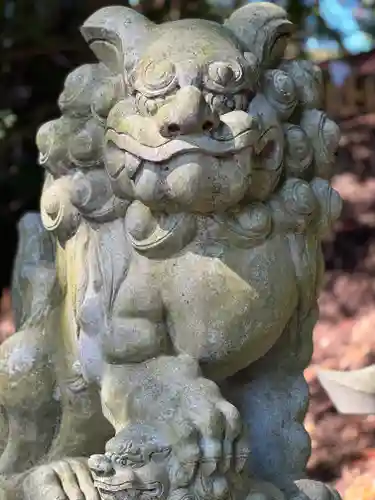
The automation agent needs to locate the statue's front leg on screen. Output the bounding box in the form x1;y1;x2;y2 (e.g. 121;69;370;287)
224;309;340;500
100;353;248;482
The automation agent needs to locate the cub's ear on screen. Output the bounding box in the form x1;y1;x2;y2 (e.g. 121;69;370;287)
224;2;294;69
80;6;154;75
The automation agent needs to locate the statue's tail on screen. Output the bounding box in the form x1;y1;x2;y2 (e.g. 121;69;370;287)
0;212;60;474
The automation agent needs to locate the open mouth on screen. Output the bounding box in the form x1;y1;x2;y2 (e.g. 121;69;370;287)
105;130;272;190
105;110;264;166
103;110;277;208
106;127;258;163
94;481;163;496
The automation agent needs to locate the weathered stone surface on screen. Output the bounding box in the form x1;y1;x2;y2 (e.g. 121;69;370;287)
0;3;343;500
11;211;55;331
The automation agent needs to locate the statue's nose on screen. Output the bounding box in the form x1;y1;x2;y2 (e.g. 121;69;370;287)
88;454;115;477
157;86;219;138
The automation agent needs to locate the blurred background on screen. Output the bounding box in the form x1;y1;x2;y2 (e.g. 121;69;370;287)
1;0;375;497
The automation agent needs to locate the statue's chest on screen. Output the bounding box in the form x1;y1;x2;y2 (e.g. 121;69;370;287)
158;235;299;377
161;234;297;313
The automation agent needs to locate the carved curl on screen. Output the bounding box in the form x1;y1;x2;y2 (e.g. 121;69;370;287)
224;2;294;69
247;94;284;201
36;117;76;177
280;60;323;110
58;64;110;118
310;177;342;236
68;118;104;168
125;202;196;258
40;174;81;245
300;109;340;180
283;123;314;179
91;75;127;125
81;6;154;75
262;69;297;121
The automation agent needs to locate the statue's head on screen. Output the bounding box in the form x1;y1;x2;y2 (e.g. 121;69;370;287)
88;422;221;500
89;424;174;500
88;422;239;500
35;2;342;247
102;23;263;214
78;3;300;215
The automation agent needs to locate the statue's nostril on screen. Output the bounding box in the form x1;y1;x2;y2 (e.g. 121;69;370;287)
203;120;214;132
88;455;115;476
167;123;180;136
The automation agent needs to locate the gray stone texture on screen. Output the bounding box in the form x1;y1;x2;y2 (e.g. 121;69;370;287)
0;3;344;500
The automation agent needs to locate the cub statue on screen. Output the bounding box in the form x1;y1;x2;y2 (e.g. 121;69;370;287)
0;3;343;500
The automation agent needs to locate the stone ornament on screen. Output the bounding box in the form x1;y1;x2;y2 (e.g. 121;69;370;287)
0;3;343;500
88;422;286;500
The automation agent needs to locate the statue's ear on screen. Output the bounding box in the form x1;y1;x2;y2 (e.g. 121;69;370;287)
80;6;154;75
224;2;294;69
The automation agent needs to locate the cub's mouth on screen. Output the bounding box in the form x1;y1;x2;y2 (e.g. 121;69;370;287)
94;480;163;496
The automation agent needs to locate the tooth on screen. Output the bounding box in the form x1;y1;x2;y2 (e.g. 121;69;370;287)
255;129;272;155
125;152;142;178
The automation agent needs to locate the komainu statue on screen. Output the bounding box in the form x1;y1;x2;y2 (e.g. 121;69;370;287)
0;3;344;500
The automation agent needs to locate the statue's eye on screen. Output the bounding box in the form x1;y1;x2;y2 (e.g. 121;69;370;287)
205;61;244;92
113;456;129;466
205;92;248;114
209;62;234;86
134;60;178;98
128;460;143;469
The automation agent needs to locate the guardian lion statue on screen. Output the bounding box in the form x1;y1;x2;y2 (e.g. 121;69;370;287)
0;3;343;500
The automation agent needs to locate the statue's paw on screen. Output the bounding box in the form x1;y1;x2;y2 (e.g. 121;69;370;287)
290;480;341;500
176;378;249;478
23;458;99;500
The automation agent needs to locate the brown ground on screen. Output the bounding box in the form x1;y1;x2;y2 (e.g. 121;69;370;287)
1;162;375;498
306;167;375;498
